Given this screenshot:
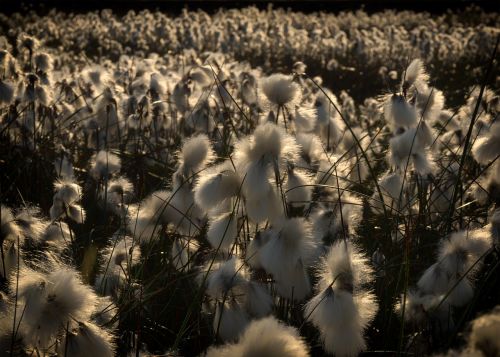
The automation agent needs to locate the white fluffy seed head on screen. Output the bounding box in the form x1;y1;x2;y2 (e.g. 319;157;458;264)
194;162;240;213
274;260;312;301
33;52;53;73
90;150;121;180
92;295;118;329
293;106;317;132
439;228;492;277
260;73;301;110
15;206;48;242
402;59;429;90
41;222;73;252
417;262;450;296
416;86;445;123
189;66;212;88
245;187;283;224
102;177;134;217
260;218;319;288
1;205;22;244
468;307;500;357
206;316;310;357
178;134;214;174
248;122;301;165
57;321;115;357
417;120;434;147
53;179;81;205
15;266;98;349
285;168;313;208
311;195;363;242
17;33;39;52
54;155;74;180
314;91;345;145
207;212;238;251
412;152;435;176
296;132;325;166
206;257;249;300
1;208;23;277
242;281;273;318
129;190;196;241
372;171;403;213
384;94;418;129
415;228;492;309
395;290;450;325
49;195;86;224
304;284;377;357
315;89;339;125
101;234;141;270
317;241;374;293
171;237;199;272
149;72;166;95
82;65;110;90
213;300;249;342
472;122;500;165
389;128;433;174
321;324;366;357
245;230;272;269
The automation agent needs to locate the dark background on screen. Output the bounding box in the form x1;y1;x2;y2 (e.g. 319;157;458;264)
1;0;499;15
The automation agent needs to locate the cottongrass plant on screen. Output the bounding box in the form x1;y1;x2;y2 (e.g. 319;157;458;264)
304;242;378;357
0;14;498;356
205;316;310;357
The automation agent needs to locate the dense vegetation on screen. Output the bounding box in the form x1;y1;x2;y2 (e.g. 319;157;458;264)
0;5;499;357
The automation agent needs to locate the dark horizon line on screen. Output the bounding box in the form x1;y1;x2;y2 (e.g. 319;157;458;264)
1;0;498;15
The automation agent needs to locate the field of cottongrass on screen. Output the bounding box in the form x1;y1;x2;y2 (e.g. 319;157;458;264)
0;5;499;357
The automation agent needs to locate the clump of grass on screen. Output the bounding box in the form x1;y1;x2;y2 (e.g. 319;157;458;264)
0;8;499;357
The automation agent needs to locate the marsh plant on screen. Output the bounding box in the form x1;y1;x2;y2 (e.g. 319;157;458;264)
0;5;499;357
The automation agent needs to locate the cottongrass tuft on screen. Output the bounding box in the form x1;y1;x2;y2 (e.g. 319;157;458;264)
206;257;249;300
207;212;238;251
242;281;273;318
176;134;215;180
90;150;121;180
398;226;493;330
213;300;249;342
100;176;134;216
245;230;272;269
1;205;24;279
194;162;240;213
285;166;313;210
260;73;302;111
472;121;500;165
384;94;418;129
304;241;378;357
402;58;429;92
15;206;48;242
129;187;202;241
389;127;434;175
54;155;75;180
14;265;98;350
95;234;140;298
50;179;85;223
427;228;492;307
57;321;115;357
171;237;199;272
260;218;319;300
206;316;310;357
41;221;71;250
394;289;450;327
17;33;39;52
468;307;500;357
33;52;53;73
